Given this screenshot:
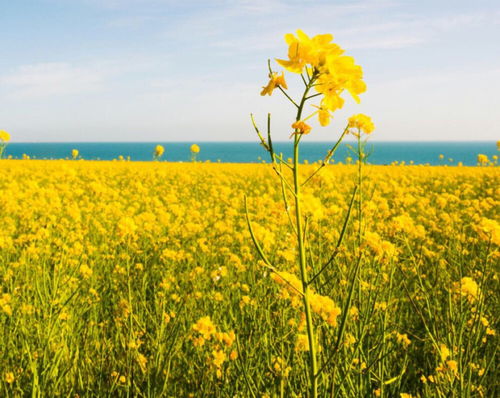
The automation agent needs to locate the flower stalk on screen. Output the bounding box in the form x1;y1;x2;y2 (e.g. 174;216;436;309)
0;130;11;159
292;72;320;396
248;29;374;397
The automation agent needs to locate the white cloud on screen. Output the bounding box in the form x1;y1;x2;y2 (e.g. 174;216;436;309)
360;68;500;141
338;9;499;50
0;63;104;99
346;36;426;50
158;1;395;45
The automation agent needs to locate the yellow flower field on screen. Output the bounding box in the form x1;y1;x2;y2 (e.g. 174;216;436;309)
0;159;498;396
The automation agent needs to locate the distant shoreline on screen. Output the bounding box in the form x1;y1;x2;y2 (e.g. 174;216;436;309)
3;141;498;166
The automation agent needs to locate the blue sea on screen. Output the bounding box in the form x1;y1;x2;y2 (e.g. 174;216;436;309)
3;141;498;166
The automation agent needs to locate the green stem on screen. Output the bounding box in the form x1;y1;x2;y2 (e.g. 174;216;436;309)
278;85;299;108
293;72;319;397
294;137;318;398
357;131;363;247
356;131;363;394
301;125;349;187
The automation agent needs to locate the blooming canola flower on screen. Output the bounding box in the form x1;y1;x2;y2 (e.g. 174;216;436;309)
291;120;312;136
0;130;10;142
261;72;288;96
266;30;367;128
154;145;165;158
348;114;375;135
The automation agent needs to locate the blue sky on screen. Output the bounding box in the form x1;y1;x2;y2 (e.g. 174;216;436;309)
1;0;499;142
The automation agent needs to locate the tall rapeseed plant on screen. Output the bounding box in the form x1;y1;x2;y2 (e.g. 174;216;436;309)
0;130;10;159
246;30;374;397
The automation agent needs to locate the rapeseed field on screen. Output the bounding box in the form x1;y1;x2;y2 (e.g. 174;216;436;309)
0;160;498;396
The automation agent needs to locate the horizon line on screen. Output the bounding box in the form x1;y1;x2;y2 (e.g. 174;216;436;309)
6;140;498;144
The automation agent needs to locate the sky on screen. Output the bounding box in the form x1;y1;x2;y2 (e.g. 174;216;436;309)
1;0;499;142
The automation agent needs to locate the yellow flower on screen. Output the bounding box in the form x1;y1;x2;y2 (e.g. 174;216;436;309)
192;316;216;340
475;218;500;246
0;130;11;142
312;105;331;127
239;295;252;308
215;331;236;346
477;154;489;164
291;120;312;136
274;30;366;116
213;292;223;301
439;343;450;361
117;217;138;237
0;293;12;316
212;349;226;368
71;149;79;159
352;358;366;370
447;360;458;373
318;56;366;104
349;306;359;320
154;145;164;158
396;332;411;348
192;336;205;347
137;353;148;372
295;333;309;351
58;311;70;321
455;277;480;302
79;263;93;279
190;144;200;153
344;333;356;346
272;357;291;377
4;372;14;384
260;71;288;96
348;114;375;135
271;271;303;294
309;292;341;326
276;30;343;73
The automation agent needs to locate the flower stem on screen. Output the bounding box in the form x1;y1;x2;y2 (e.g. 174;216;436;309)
293;73;319;397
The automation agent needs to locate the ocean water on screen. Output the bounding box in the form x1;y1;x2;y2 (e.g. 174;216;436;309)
3;141;498;166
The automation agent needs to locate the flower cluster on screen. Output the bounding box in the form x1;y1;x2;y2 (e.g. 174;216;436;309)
0;130;10;159
154;145;165;159
453;277;481;303
191;316;237;378
477;154;489;165
0;130;10;142
348;114;375;135
474;217;500;246
264;30;367;128
260;72;287;96
271;271;341;327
